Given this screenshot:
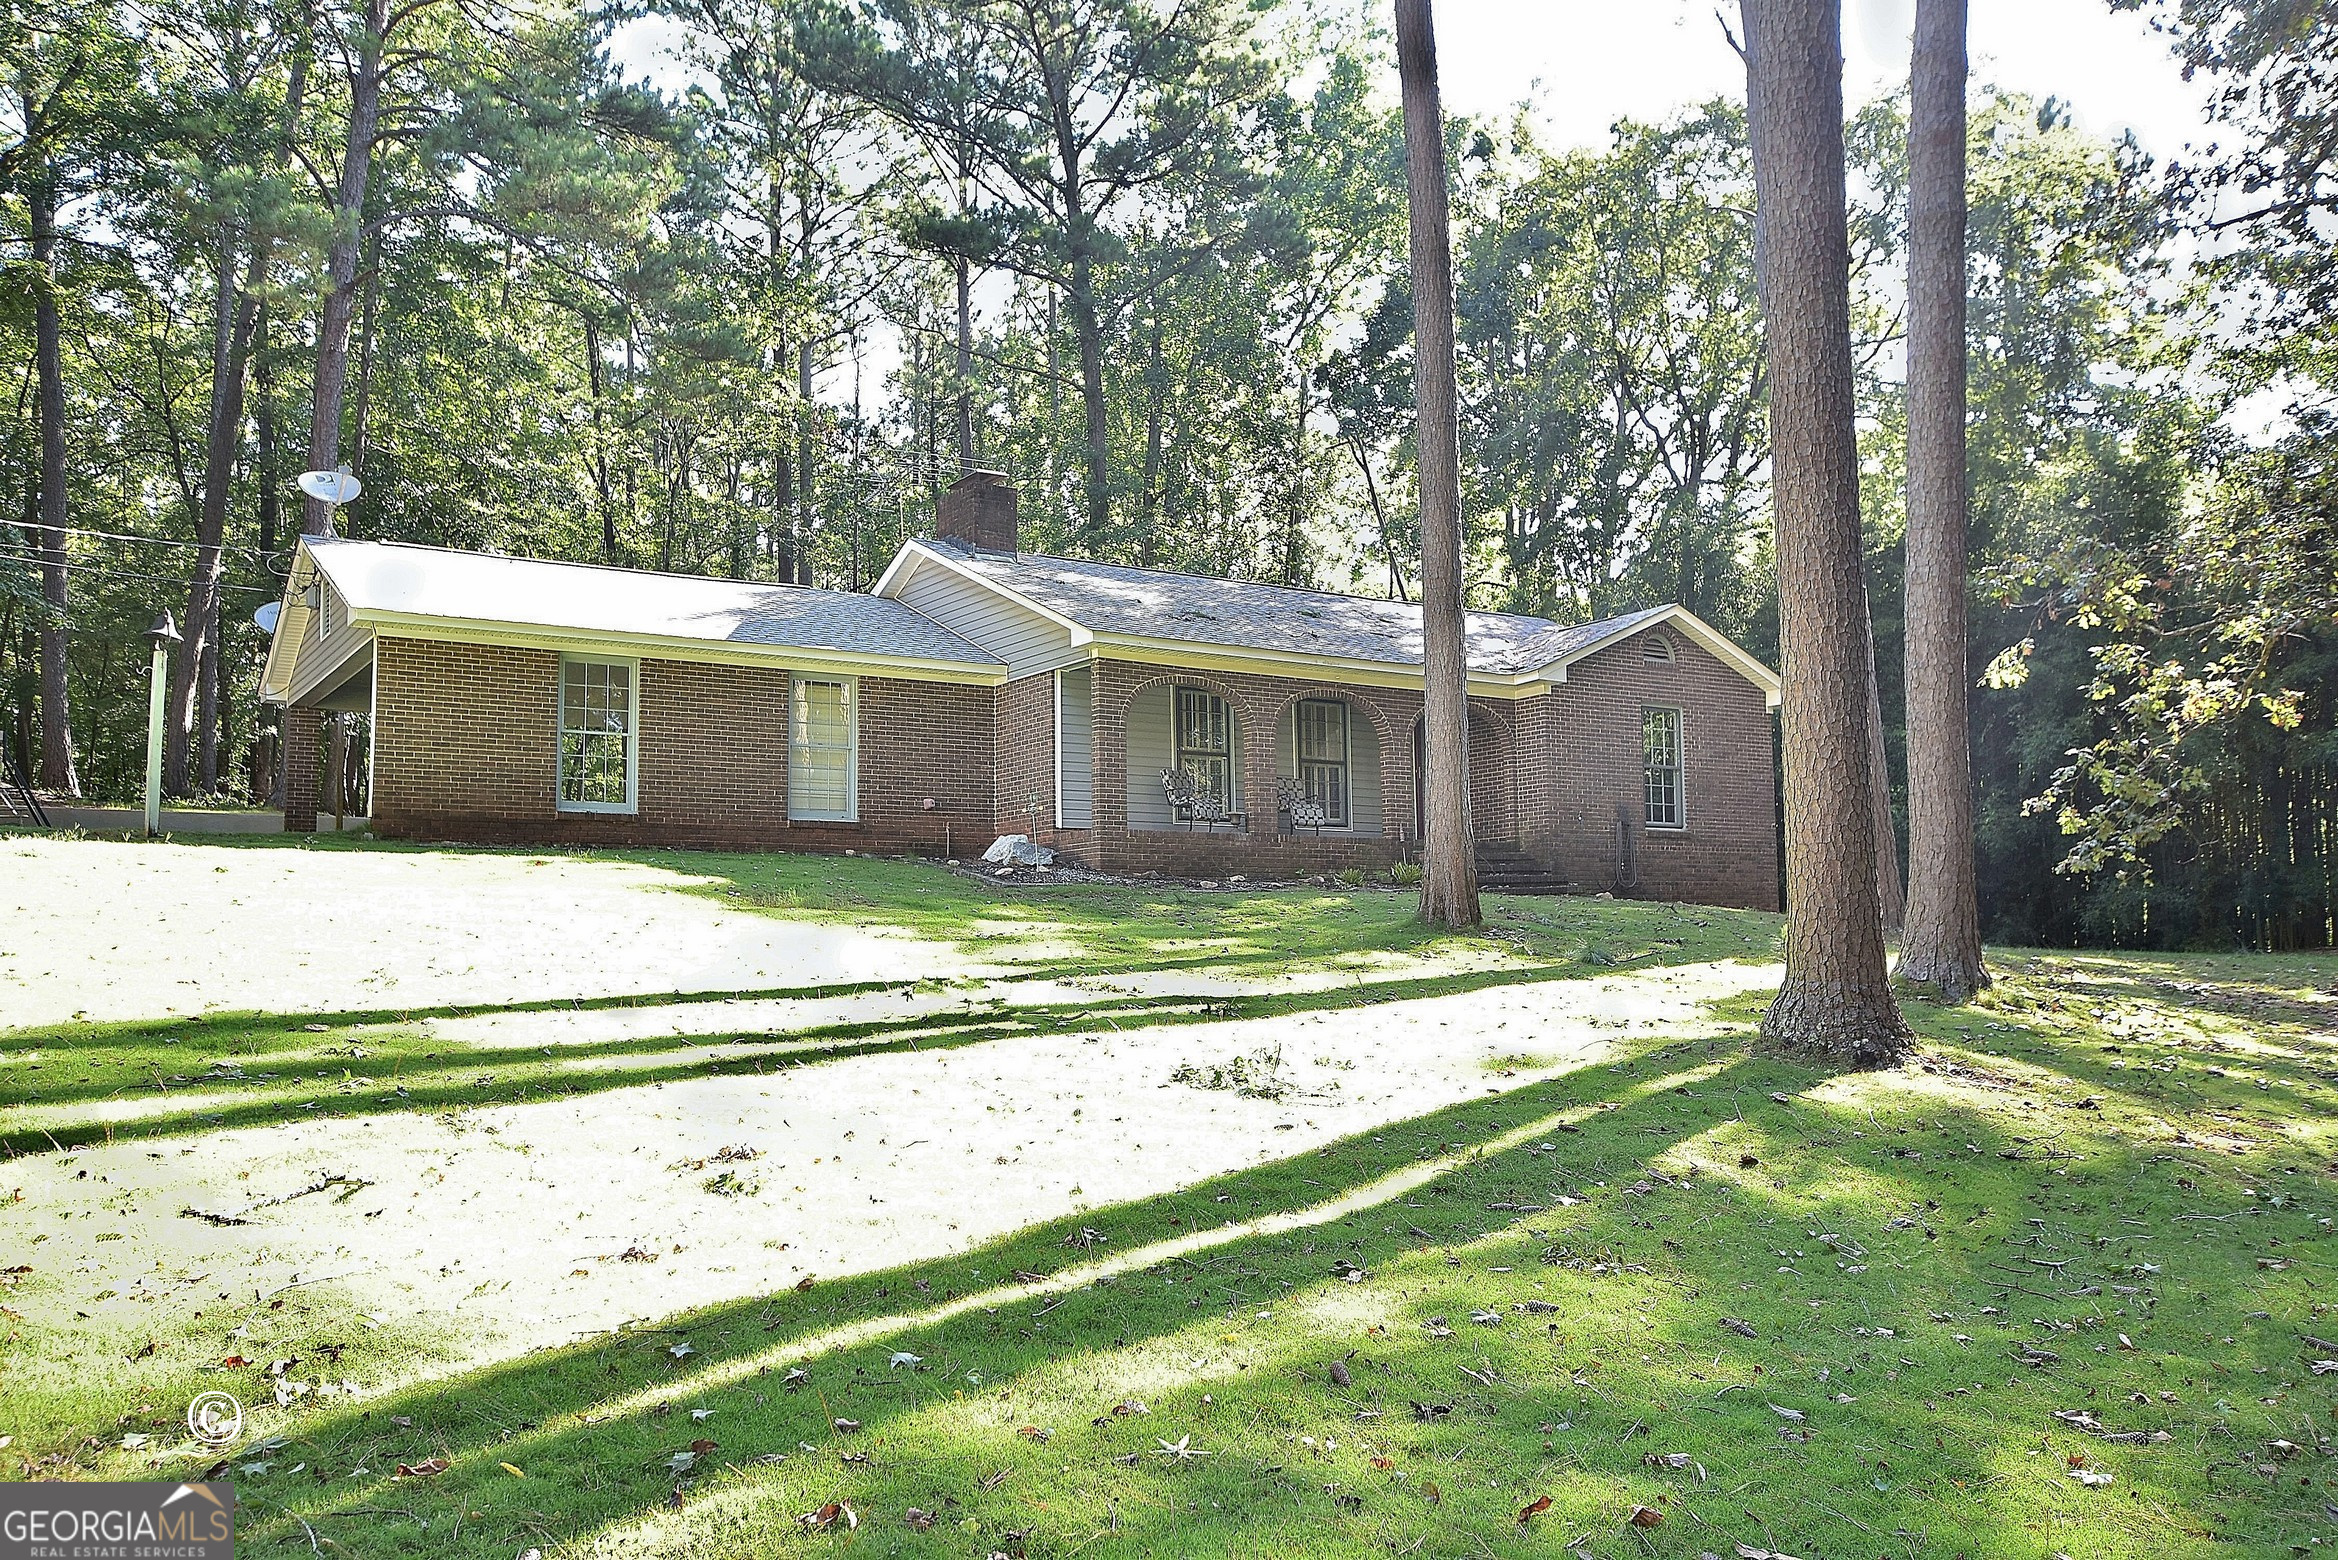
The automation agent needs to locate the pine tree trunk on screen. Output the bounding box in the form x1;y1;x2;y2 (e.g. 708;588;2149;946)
798;339;816;583
304;0;386;535
1394;0;1480;930
1864;598;1903;930
1740;0;1910;1063
1897;0;1989;999
1067;234;1112;547
29;168;79;797
168;210;274;797
956;253;975;476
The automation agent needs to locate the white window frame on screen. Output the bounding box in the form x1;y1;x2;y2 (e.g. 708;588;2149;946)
1295;698;1352;828
556;653;639;814
1643;705;1685;831
789;674;859;823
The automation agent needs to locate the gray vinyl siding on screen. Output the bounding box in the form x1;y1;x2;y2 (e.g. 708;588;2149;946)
1126;681;1244;831
1056;666;1094;827
289;581;377;706
893;560;1074;678
1274;698;1382;836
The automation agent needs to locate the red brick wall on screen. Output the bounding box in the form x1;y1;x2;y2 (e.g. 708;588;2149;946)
993;672;1055;838
369;636;992;855
1519;628;1780;910
281;706;322;832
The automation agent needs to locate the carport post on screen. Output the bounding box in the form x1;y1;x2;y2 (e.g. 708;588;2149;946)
143;611;181;835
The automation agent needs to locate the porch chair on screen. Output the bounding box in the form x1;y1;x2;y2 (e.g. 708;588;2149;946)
1277;776;1328;833
1160;768;1243;831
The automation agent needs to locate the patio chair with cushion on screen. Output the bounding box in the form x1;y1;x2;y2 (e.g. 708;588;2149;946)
1277;776;1328;833
1161;768;1243;831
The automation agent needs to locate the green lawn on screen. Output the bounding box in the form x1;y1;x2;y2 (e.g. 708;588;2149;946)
5;843;2335;1557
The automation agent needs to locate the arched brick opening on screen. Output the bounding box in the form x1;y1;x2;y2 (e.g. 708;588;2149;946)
1269;685;1401;838
1113;670;1260;832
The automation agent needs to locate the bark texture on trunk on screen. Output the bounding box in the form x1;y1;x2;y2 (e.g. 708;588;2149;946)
1864;599;1903;931
30;171;79;797
1394;0;1479;929
303;0;387;535
1740;0;1909;1063
1897;0;1989;999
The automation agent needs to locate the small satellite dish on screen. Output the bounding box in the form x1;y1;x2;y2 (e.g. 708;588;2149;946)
253;601;281;633
297;468;362;505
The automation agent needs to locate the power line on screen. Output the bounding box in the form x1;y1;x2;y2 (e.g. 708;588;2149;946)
0;524;279;560
0;552;277;595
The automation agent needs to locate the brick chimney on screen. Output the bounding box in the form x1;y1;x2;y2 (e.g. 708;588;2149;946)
934;469;1018;553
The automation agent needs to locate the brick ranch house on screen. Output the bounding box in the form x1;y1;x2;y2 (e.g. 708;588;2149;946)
260;471;1782;909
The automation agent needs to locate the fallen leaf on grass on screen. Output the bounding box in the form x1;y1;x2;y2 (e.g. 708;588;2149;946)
797;1501;857;1531
1767;1404;1804;1422
832;1418;860;1433
499;1462;525;1478
394;1459;448;1478
1628;1504;1664;1527
688;1439;718;1455
1326;1361;1352;1388
1720;1317;1757;1338
1016;1426;1052;1443
1518;1495;1552;1524
905;1509;937;1531
2068;1467;2114;1487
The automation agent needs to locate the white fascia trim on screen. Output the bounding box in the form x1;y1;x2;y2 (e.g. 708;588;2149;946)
258;544;324;704
1533;605;1782;708
873;541;1095;642
354;611;1008;686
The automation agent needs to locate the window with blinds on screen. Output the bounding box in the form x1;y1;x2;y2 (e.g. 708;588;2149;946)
790;676;857;821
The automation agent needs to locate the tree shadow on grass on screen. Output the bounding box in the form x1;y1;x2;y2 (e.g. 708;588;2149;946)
4;951;1762;1153
205;996;2329;1560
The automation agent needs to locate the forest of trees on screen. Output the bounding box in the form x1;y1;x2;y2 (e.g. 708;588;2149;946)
1;0;2329;951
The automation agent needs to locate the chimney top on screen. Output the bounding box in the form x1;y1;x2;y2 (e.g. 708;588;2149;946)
935;469;1018;554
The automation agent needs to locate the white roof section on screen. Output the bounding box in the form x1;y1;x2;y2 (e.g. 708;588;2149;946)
276;537;1005;682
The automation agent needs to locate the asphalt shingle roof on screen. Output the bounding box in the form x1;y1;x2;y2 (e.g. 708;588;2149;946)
307;538;1002;668
922;541;1672;675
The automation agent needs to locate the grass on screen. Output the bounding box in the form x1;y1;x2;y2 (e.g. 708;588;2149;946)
5;841;2336;1556
0;841;1772;1156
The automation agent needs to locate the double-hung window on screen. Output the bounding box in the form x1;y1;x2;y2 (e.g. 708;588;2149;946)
1643;706;1684;830
559;656;637;812
789;676;857;821
1174;687;1234;810
1295;698;1350;826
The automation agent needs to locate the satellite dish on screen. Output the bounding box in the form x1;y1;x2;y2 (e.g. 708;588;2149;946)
253;601;281;633
297;468;362;505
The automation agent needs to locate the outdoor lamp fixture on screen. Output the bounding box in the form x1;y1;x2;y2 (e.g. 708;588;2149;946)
143;610;181;836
